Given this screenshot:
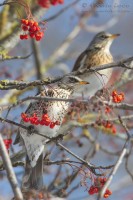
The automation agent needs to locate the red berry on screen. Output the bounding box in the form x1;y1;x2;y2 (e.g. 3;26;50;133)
88;186;95;195
51;0;64;5
33;21;38;26
36;26;41;31
112;126;116;134
112;90;117;97
21;19;29;25
34;120;39;125
50;122;55;129
35;36;41;41
44;119;50;126
23;117;29;122
105;106;111;114
40;120;45;125
3;139;12;150
102;178;107;184
29;26;37;32
21;25;28;31
55;120;60;125
35;31;44;41
29;32;35;38
42;114;48;119
94;187;98;193
28;20;34;27
106;189;112;195
37;0;51;8
20;35;25;40
24;34;28;39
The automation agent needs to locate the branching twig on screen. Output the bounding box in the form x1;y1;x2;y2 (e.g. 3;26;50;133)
56;142;114;174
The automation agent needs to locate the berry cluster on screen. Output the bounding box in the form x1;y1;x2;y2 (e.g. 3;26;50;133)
102;120;116;134
3;139;12;151
21;112;60;129
20;19;44;41
88;177;112;198
112;90;124;103
37;0;64;8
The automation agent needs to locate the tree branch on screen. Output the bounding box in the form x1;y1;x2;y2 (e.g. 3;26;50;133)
97;140;129;200
0;56;133;90
0;133;23;200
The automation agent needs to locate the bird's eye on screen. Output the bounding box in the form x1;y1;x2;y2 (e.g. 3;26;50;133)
69;77;79;83
70;78;76;82
101;35;108;39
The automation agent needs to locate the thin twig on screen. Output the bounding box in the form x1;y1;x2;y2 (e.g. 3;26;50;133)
0;52;32;61
56;142;114;174
0;133;23;200
97;140;129;200
118;115;130;138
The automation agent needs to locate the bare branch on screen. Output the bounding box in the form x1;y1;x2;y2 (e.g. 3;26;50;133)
0;133;23;200
97;140;129;200
0;52;32;61
0;56;133;90
56;142;114;174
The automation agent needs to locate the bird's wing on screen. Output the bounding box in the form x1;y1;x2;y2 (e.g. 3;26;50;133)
72;50;89;72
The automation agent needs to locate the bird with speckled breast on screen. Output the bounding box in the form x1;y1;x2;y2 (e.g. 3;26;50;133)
72;31;120;98
14;75;89;190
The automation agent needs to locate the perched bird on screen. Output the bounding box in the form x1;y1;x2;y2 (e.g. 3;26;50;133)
72;31;120;98
14;76;89;190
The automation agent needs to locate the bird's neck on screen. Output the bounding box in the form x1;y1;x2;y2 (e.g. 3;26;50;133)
102;41;112;55
52;86;73;99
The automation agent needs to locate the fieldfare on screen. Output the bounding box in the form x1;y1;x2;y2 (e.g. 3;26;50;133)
72;31;120;97
14;75;89;190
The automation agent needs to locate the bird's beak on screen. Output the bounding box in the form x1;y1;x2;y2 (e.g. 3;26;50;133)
109;34;120;39
79;81;90;85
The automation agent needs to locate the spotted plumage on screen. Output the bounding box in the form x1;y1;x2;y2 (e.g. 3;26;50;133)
14;75;89;190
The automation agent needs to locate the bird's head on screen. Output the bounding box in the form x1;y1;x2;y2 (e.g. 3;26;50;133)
59;75;89;90
89;31;120;52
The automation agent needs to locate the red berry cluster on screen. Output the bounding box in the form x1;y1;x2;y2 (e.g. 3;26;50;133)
102;120;116;134
88;177;112;198
21;112;60;129
3;139;12;151
20;19;44;41
37;0;64;8
112;90;124;103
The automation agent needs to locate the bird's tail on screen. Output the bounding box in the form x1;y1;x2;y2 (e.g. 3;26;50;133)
22;153;44;190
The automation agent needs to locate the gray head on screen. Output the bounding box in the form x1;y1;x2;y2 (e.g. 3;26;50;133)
88;32;120;51
59;75;89;90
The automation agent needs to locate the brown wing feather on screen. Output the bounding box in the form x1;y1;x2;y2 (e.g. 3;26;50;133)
72;50;88;72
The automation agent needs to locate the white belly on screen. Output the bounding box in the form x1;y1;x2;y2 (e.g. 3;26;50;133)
72;68;112;98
